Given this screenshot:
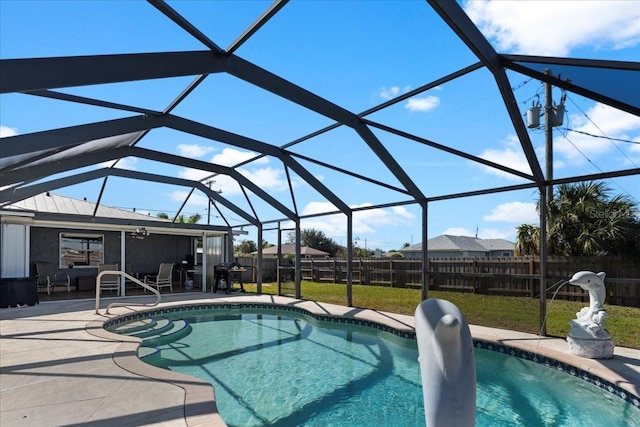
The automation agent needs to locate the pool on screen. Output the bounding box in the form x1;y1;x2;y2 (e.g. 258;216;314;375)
106;303;640;427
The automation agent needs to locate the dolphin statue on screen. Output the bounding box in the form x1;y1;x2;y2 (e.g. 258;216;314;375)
568;271;607;323
415;299;476;427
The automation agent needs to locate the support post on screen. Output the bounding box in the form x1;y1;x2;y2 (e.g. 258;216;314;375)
257;224;263;294
539;187;548;336
346;212;353;307
295;220;301;299
421;201;429;301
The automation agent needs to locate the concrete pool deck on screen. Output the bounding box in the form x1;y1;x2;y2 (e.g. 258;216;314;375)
1;293;639;426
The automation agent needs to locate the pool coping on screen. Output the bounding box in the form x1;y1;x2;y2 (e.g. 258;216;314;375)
87;295;640;426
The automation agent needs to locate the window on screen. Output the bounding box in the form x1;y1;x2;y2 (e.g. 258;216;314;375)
60;233;104;268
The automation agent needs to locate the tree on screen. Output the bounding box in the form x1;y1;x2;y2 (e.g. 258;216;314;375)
515;224;539;256
353;237;374;258
156;212;201;223
287;228;342;257
235;239;258;255
515;181;639;257
176;213;202;224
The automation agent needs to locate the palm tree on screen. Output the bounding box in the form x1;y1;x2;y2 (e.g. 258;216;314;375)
176;213;202;224
515;224;539;256
516;181;639;257
157;212;201;224
548;182;638;256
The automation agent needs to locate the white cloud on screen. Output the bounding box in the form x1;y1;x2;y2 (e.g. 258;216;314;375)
477;228;515;240
177;168;241;195
391;205;415;219
628;136;640;162
441;227;473;237
483;201;538;224
0;126;18;137
240;166;289;193
211;147;268;167
405;95;440;112
170;190;209;207
296;201;416;239
176;144;214;158
480;105;639;177
300;201;338;216
352;203;416;229
464;0;640;56
624;137;640;166
98;157;138;170
478;135;533;180
378;85;411;100
177;167;209;182
177;147;274;195
557;103;640;164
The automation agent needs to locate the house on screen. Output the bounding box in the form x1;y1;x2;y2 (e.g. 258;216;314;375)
253;244;329;259
398;234;515;259
0;193;236;293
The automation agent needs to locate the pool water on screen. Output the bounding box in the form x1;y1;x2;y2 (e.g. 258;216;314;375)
114;310;640;427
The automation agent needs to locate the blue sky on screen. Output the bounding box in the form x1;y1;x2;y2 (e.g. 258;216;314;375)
1;1;639;251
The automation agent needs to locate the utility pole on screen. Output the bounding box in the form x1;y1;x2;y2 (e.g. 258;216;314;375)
527;69;566;336
206;180;213;225
544;68;554;208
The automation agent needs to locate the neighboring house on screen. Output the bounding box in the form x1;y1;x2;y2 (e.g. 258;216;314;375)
253;244;329;259
399;234;515;259
0;193;234;290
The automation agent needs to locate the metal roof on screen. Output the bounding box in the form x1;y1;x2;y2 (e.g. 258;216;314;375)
4;193;166;222
0;192;229;236
1;1;638;242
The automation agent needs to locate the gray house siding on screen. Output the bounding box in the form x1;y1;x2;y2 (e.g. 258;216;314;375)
29;227;192;282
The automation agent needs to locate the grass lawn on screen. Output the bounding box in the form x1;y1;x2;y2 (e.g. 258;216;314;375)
244;281;640;349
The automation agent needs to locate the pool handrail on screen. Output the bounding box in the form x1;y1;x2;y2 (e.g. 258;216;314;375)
95;270;161;314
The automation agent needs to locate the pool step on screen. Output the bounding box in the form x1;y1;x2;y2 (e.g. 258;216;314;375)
108;317;158;335
129;318;174;338
141;319;192;346
138;346;161;364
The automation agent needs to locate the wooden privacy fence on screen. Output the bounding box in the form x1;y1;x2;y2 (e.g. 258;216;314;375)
265;256;639;308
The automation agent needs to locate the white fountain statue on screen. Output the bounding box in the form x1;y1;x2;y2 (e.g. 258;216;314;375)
566;271;615;359
415;299;476;427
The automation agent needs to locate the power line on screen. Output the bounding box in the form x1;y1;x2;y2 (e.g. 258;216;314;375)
563;128;640;145
566;96;639;168
560;133;638;204
561;134;605;173
511;76;534;92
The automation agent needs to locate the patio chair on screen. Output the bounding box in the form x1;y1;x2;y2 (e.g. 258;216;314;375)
97;263;120;295
35;262;70;295
144;263;174;292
